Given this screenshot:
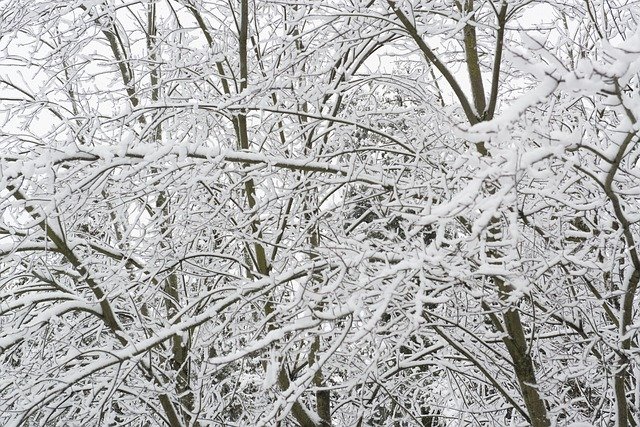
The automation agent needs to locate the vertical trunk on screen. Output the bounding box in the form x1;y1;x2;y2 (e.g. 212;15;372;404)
459;0;486;116
490;245;549;427
156;192;196;426
237;0;268;275
308;263;331;426
604;126;640;427
499;289;550;427
314;356;332;426
236;3;318;426
388;2;548;422
614;261;639;427
307;231;331;426
296;13;332;420
486;3;507;120
148;4;194;423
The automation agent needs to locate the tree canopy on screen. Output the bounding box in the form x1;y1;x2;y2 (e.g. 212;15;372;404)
1;0;640;425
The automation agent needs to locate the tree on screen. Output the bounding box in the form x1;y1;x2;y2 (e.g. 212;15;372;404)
1;0;639;425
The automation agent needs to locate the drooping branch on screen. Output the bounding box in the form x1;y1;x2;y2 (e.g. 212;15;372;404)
486;2;508;120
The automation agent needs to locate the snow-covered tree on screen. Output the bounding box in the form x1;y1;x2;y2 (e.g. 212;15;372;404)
1;0;639;425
